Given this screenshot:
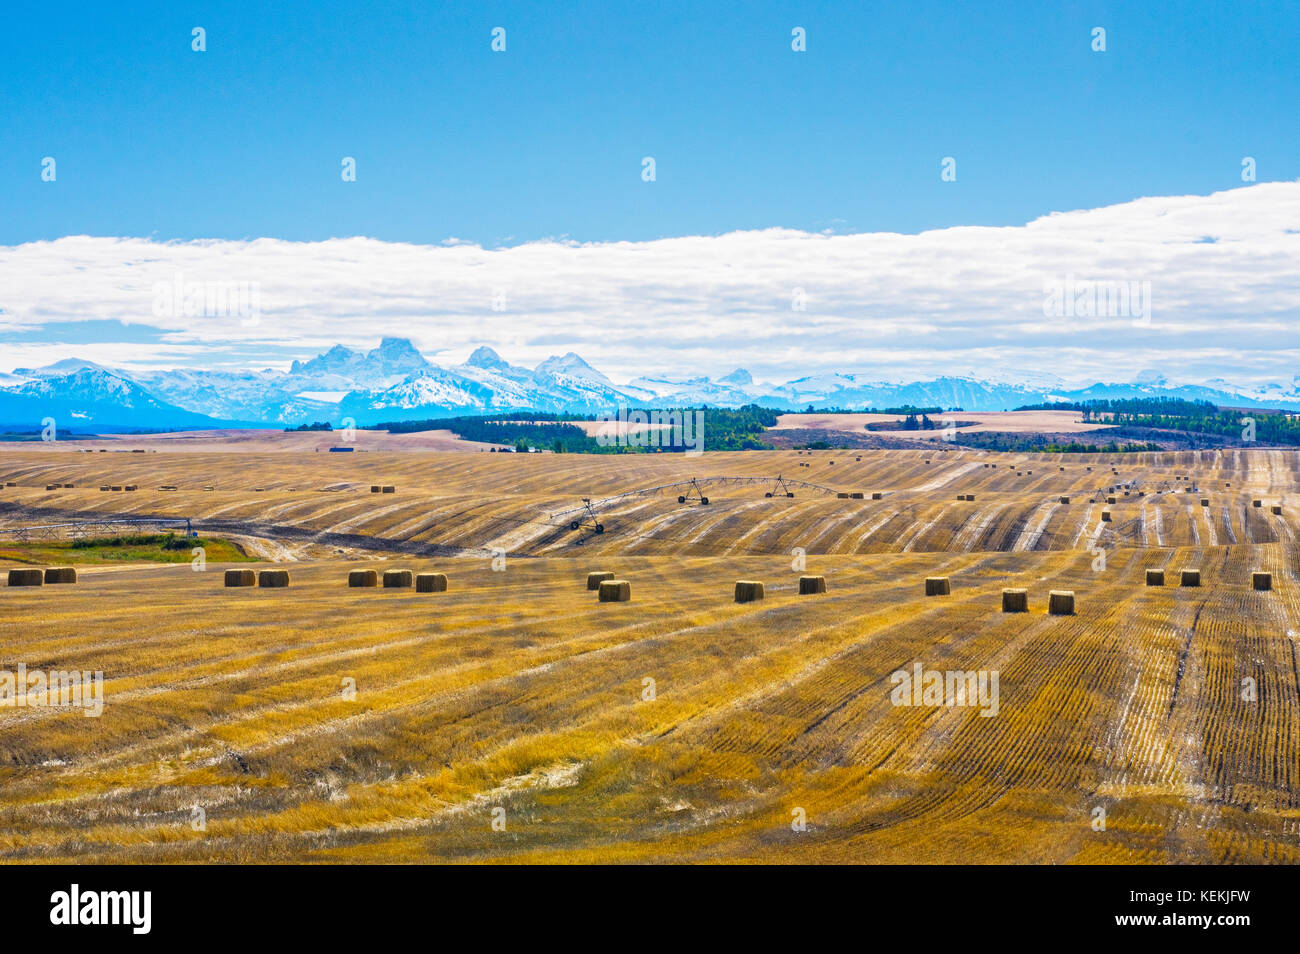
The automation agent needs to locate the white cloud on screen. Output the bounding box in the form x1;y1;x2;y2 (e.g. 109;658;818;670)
1;182;1298;388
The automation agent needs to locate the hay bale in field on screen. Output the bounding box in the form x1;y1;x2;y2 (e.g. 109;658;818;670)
416;572;448;593
598;579;631;602
1146;569;1165;586
1059;466;1065;471
956;494;966;501
124;485;137;492
871;492;883;500
159;484;178;491
1001;588;1028;613
44;567;77;584
798;575;826;595
587;571;616;590
44;483;57;490
348;569;378;587
1101;510;1112;521
1048;590;1075;616
849;491;864;499
1107;496;1117;504
224;569;256;587
382;569;413;588
1252;499;1262;508
1252;571;1272;591
1200;498;1209;507
1271;504;1283;515
734;580;765;603
370;485;380;493
1059;496;1070;504
258;569;290;588
925;576;950;596
836;492;850;499
7;568;44;587
382;485;396;494
203;485;215;491
110;485;122;491
99;485;110;491
1179;568;1201;587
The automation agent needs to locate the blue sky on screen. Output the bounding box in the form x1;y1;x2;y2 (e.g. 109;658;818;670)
3;0;1298;246
1;2;1298;388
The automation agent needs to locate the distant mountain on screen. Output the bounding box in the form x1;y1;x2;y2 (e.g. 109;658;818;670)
0;367;230;430
4;337;1299;430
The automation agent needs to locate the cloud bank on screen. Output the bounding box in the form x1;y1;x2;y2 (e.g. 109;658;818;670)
1;182;1298;388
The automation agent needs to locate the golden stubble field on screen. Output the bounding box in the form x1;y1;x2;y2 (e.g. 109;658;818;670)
1;443;1298;863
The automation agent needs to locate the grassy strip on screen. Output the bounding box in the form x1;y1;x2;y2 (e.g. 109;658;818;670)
0;534;250;566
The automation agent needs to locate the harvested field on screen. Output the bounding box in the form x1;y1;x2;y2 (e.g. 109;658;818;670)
1;443;1299;863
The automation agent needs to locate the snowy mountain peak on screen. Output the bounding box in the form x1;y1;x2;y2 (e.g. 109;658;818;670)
718;368;753;386
535;352;612;385
465;345;510;370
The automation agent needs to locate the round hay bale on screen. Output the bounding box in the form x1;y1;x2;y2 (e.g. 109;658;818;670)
1048;590;1075;616
586;571;616;590
836;492;850;499
871;492;883;500
1200;498;1209;507
99;485;110;491
382;569;413;588
45;483;57;490
1101;510;1112;522
1145;569;1165;586
1001;588;1028;613
348;569;379;587
798;575;826;595
965;494;975;501
224;569;256;587
44;567;77;584
7;568;44;587
370;485;381;493
381;485;396;494
1271;504;1283;515
1107;496;1117;504
1059;496;1070;504
1179;568;1201;587
124;485;137;491
416;572;448;593
924;576;950;596
1252;499;1262;508
258;570;290;588
110;485;122;492
734;580;765;603
598;579;631;602
1252;571;1272;591
956;494;966;501
849;491;864;499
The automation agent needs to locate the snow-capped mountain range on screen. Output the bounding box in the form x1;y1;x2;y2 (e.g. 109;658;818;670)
2;338;1299;430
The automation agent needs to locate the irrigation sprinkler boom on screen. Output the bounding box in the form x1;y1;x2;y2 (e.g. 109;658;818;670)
0;516;195;544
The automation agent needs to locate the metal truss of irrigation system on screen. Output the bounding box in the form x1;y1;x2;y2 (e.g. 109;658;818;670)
0;516;195;543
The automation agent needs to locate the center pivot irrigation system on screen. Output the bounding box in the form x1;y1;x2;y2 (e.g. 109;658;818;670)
0;516;195;543
550;475;841;534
